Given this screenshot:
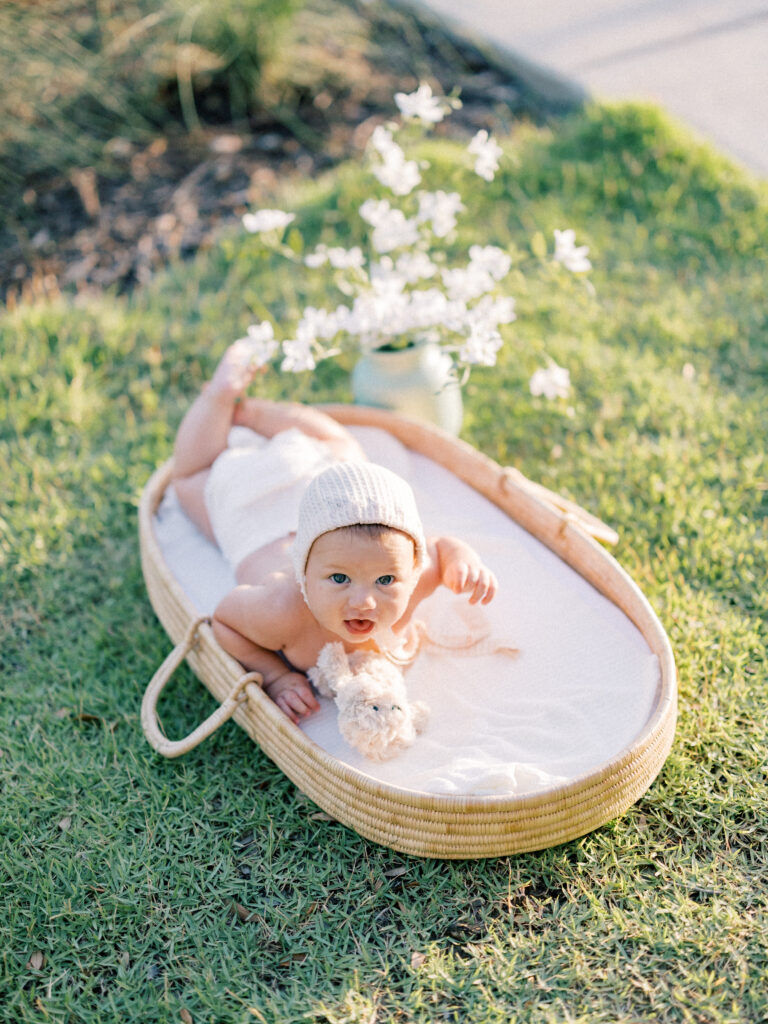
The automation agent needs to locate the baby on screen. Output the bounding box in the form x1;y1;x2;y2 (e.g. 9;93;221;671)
172;342;497;723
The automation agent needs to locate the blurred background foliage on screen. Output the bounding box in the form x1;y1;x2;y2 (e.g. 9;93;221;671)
1;0;305;205
3;0;563;303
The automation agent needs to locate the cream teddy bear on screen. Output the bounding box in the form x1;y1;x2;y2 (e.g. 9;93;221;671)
308;642;429;761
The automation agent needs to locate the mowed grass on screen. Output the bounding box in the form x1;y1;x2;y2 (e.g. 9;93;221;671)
2;103;768;1022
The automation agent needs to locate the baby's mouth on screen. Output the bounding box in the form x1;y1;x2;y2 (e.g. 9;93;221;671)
344;618;375;636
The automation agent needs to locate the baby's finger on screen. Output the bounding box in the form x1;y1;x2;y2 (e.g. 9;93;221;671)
275;695;300;724
277;689;315;722
467;569;495;605
467;573;485;604
291;689;318;718
462;566;484;596
474;569;497;605
303;690;321;713
481;571;498;604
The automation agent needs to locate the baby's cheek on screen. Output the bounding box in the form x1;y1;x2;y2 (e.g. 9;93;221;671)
393;587;413;617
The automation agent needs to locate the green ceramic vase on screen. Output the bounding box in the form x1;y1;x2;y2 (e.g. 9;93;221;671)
351;340;463;435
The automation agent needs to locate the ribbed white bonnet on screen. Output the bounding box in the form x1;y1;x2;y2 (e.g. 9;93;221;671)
292;461;426;594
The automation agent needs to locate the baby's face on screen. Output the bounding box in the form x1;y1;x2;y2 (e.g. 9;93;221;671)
304;528;420;643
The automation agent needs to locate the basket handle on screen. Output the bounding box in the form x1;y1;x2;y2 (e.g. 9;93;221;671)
141;617;263;758
502;468;619;546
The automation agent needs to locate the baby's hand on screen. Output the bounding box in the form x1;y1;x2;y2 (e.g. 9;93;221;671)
264;671;320;724
438;538;497;606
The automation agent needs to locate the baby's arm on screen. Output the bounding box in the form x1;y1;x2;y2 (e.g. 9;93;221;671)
434;536;497;605
412;536;497;607
212;585;319;724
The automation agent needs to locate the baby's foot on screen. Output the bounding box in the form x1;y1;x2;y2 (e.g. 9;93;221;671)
209;334;274;400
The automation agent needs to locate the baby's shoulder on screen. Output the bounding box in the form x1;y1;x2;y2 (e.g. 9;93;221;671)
235;573;304;615
265;573;309;620
219;573;309;648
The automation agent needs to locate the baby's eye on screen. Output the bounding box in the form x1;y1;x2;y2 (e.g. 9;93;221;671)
377;574;395;586
330;573;349;584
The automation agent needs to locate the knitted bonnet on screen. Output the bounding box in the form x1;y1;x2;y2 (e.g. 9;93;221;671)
292;461;426;595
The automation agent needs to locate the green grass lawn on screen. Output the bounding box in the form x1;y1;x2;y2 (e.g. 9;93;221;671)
2;102;767;1023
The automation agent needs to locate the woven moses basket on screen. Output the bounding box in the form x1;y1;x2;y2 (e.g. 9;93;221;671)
139;405;677;859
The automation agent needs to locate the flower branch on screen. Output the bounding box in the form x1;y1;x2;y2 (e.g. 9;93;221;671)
236;83;593;402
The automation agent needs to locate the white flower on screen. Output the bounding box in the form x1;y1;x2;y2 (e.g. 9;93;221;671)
370;125;399;158
469;244;511;281
232;321;278;368
359;198;397;227
441;264;495;303
369;127;422;196
345;283;406;342
394;83;446;124
417;191;464;237
296;306;341;342
281;338;317;373
468;130;502;182
373;155;421;196
242;209;295;233
553;229;592;273
304;249;328;268
395;251;437;284
530;363;571;400
237;88;585;395
369;256;402;288
469;294;517;327
406;288;451;330
375;214;420;253
437;297;470;333
328;246;364;270
305;244;364;270
459;324;504;366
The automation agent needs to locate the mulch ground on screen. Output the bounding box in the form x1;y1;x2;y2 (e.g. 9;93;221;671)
3;0;575;307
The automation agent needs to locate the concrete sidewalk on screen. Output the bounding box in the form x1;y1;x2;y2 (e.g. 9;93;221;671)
415;0;768;179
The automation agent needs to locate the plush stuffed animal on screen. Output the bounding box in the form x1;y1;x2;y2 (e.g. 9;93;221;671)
308;642;429;761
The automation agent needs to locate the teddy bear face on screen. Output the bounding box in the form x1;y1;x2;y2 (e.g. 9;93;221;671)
338;700;417;760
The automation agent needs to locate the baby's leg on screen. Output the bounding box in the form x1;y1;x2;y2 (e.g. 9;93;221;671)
172;342;366;535
172;341;260;538
173;341;258;479
233;398;365;462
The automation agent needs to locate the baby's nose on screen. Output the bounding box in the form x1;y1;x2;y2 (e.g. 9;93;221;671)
349;587;376;613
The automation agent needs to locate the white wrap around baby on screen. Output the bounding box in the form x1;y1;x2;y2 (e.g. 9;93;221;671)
204;426;336;569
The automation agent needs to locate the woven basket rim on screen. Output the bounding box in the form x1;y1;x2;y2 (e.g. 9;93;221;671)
139;404;677;820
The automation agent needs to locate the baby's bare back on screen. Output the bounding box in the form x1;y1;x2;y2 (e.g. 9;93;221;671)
234;532;296;586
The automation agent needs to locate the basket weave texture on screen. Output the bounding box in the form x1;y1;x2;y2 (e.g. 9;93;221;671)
139;405;677;858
